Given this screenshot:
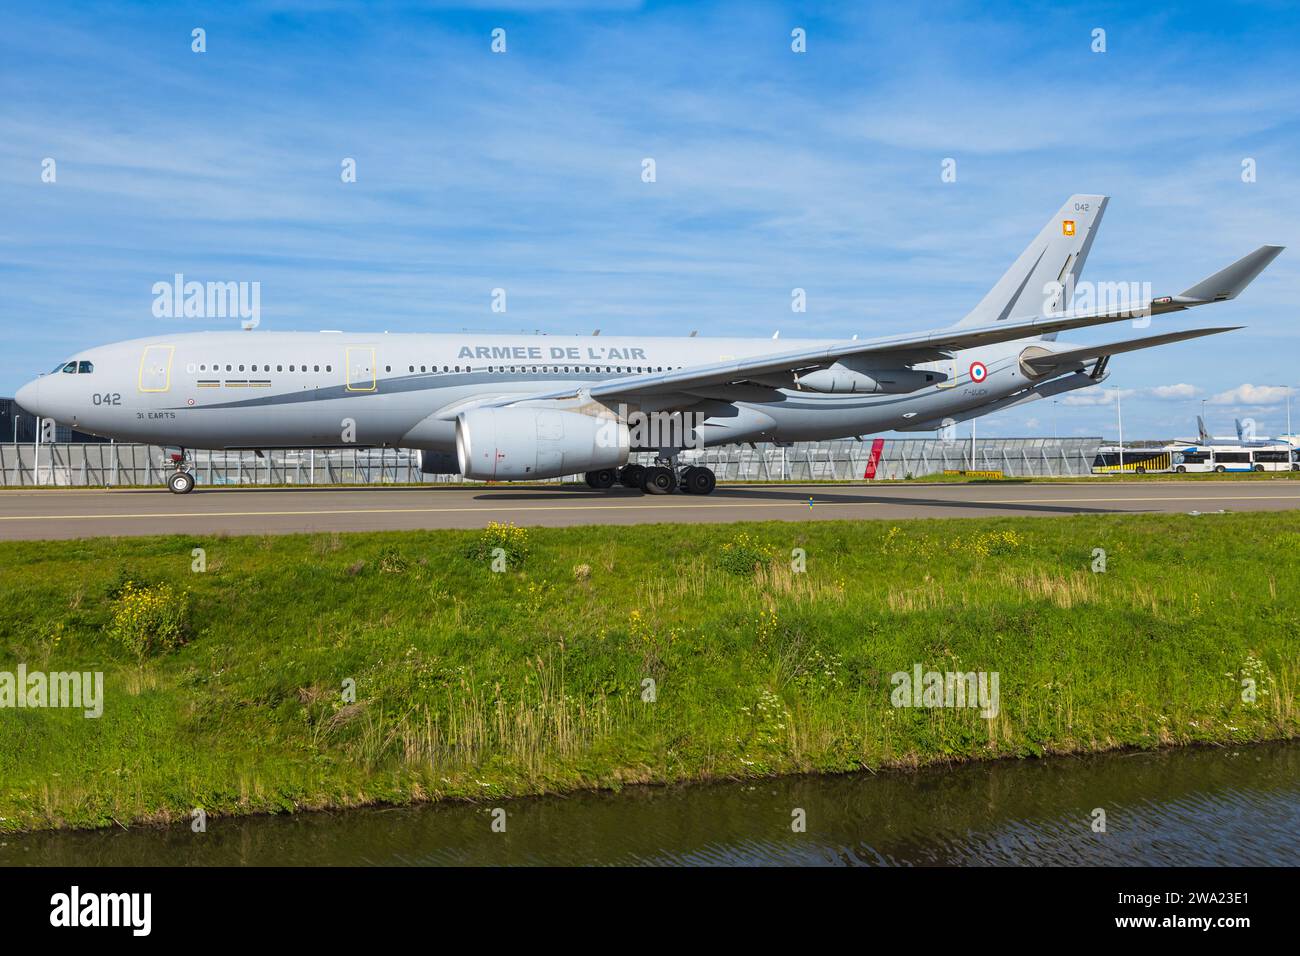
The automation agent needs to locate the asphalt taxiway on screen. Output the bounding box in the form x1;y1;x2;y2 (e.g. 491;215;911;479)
1;480;1297;540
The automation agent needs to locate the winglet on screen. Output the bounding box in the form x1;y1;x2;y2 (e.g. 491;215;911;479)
1178;245;1284;303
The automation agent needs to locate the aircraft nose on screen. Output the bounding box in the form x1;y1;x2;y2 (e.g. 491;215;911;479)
15;377;44;416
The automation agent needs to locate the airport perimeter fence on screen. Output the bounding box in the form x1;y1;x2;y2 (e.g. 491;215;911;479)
0;438;1104;487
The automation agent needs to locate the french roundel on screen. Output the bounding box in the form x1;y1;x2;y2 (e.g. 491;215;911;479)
969;361;988;382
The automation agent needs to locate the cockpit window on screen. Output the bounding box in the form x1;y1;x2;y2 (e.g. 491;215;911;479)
78;361;94;374
62;362;77;373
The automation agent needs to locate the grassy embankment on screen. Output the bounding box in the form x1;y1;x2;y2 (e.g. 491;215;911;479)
1;512;1297;832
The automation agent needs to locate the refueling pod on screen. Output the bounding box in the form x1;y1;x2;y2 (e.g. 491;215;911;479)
797;362;946;394
456;407;630;481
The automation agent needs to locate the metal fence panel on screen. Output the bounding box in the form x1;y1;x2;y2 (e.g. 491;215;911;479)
0;438;1104;487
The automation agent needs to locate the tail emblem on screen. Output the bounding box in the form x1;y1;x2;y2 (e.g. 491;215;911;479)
1062;220;1076;237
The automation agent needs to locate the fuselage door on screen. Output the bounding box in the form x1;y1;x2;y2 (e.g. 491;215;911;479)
138;345;175;392
346;346;377;392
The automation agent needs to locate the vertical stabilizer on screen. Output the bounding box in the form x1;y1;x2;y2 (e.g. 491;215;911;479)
955;194;1108;330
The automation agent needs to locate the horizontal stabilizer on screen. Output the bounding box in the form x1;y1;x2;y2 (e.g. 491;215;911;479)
1023;327;1241;374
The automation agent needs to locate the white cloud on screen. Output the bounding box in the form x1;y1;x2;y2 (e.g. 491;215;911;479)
1065;383;1205;406
1062;387;1136;406
1209;384;1291;406
1147;383;1198;400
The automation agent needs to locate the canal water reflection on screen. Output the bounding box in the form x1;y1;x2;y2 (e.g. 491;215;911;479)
3;742;1297;866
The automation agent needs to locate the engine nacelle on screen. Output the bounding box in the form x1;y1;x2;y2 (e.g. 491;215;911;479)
797;364;945;394
415;449;460;474
456;407;630;481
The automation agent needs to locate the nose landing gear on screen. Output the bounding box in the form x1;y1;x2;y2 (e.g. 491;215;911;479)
166;450;196;494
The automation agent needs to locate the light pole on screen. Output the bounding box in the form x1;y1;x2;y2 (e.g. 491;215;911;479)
1052;399;1058;443
1114;388;1124;471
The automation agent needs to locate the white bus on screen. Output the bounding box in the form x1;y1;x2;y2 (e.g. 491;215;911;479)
1093;443;1297;474
1168;444;1297;474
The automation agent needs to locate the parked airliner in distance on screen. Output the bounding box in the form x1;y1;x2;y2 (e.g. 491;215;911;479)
1188;415;1298;448
15;195;1283;495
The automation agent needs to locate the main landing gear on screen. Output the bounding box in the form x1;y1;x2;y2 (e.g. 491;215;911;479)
166;449;196;494
585;460;717;495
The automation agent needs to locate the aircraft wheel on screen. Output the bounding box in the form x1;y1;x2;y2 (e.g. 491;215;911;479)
619;464;645;488
681;466;716;495
641;466;675;495
168;471;196;494
586;468;617;489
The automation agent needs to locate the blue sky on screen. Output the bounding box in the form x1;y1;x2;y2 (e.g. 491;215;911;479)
2;0;1298;439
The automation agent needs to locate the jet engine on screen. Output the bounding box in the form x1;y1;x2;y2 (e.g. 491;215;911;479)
416;449;460;474
797;363;945;394
456;407;630;481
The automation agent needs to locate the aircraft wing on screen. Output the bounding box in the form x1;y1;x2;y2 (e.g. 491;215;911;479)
486;245;1281;409
1021;326;1242;375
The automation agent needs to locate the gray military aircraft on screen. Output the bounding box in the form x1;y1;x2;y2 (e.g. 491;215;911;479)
16;195;1282;495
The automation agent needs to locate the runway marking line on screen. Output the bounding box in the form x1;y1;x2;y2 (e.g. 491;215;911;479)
2;493;1300;522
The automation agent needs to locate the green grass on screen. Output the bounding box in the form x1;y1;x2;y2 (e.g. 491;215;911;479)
1;513;1297;832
